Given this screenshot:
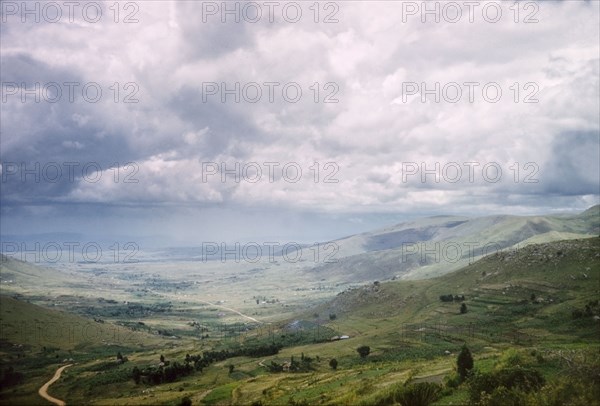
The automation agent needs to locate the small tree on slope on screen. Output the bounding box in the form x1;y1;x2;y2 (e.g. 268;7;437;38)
457;344;474;382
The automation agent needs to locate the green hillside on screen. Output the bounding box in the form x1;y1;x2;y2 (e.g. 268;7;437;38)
0;254;90;296
0;295;166;351
321;237;600;330
1;237;598;405
28;237;594;406
230;237;599;405
0;296;169;405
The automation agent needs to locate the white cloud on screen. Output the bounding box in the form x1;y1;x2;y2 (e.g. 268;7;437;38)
1;0;598;224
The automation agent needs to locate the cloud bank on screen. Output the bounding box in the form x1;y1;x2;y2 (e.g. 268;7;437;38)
1;0;598;242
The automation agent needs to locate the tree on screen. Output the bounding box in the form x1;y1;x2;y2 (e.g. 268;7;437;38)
356;346;371;358
457;344;474;381
132;366;141;384
460;303;468;314
329;358;338;370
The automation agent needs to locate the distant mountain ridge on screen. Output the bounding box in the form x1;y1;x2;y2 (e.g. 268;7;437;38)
1;206;598;288
302;205;599;283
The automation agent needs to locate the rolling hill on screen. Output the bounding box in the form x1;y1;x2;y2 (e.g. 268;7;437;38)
0;235;598;405
93;236;597;406
181;237;600;405
318;237;600;330
0;295;174;406
0;295;166;352
0;254;90;296
301;205;599;283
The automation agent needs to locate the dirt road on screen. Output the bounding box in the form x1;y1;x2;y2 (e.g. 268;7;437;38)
38;364;72;406
197;300;263;323
146;289;263;324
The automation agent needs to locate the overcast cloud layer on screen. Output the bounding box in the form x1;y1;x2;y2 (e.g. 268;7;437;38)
1;0;599;244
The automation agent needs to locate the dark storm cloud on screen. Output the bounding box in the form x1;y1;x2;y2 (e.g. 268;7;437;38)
0;1;598;243
0;51;148;205
541;131;600;196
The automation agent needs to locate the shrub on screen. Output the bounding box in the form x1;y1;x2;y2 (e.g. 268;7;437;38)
289;355;314;372
527;376;600;406
357;346;371;358
358;384;398;406
132;366;141;385
396;382;441;406
443;372;461;389
268;361;283;373
329;358;338;370
535;354;544;364
495;348;522;369
477;385;529;406
439;294;465;302
469;367;545;404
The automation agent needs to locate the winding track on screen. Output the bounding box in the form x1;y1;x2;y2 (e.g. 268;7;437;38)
146;288;263;324
38;364;72;406
197;300;263;323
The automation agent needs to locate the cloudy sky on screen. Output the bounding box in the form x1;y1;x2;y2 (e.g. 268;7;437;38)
1;0;599;245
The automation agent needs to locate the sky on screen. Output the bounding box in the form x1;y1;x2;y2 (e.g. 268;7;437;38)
1;0;599;246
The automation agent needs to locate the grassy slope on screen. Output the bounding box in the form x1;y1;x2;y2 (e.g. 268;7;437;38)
181;237;600;405
305;206;599;283
0;295;167;351
2;237;598;405
0;296;170;405
0;254;92;296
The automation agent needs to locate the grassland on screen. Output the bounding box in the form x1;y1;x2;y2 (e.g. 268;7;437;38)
2;237;597;405
0;295;174;405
